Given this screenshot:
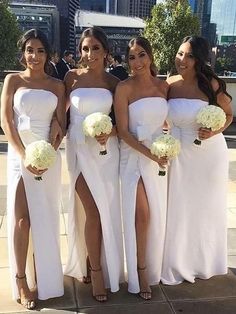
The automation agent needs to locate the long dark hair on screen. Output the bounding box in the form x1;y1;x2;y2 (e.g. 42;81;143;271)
126;37;157;77
17;28;51;74
78;26;109;67
181;36;232;104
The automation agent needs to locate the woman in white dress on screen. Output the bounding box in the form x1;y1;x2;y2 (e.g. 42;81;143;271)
64;26;124;302
114;37;169;300
0;29;65;309
161;36;233;285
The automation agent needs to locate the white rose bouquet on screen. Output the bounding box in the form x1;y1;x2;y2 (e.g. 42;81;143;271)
194;105;226;145
150;134;181;176
83;112;113;155
25;140;57;181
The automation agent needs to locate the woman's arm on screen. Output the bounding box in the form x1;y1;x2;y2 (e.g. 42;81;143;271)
198;79;233;140
51;81;66;150
114;82;167;167
1;74;25;158
1;74;42;176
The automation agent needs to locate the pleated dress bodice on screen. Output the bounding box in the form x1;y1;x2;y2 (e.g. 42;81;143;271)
13;88;57;144
70;87;112;115
167;98;225;145
128;97;168;147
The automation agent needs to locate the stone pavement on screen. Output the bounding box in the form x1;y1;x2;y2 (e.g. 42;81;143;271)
0;132;236;314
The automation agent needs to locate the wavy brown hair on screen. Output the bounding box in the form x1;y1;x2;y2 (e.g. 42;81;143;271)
126;36;157;77
181;36;232;104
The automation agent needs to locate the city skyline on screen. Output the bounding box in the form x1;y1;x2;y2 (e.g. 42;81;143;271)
211;0;236;44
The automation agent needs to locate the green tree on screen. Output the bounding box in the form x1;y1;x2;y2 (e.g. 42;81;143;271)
144;0;200;74
0;1;21;71
215;57;233;75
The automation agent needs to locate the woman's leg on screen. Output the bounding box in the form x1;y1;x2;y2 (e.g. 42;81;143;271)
75;174;107;302
14;178;36;309
135;177;152;300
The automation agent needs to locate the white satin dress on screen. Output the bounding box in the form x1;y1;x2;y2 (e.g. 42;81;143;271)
120;97;168;293
7;89;64;300
64;88;124;292
161;98;228;285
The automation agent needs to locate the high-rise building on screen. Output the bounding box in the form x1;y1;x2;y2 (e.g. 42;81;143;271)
192;0;212;40
45;0;80;54
189;0;216;46
80;0;117;14
189;0;197;10
10;1;80;55
9;2;60;51
118;0;156;18
211;0;236;44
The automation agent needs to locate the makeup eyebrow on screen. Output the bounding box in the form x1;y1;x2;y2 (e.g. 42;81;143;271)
137;50;146;56
26;46;45;50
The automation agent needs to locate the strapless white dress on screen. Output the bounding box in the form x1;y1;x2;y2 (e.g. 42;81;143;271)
120;97;168;293
161;98;228;285
7;89;64;300
64;88;124;292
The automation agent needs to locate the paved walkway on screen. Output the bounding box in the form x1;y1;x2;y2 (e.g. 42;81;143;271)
0;133;236;314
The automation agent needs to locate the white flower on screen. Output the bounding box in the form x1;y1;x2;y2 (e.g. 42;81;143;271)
151;134;181;158
196;105;226;131
25;140;56;170
83;112;112;138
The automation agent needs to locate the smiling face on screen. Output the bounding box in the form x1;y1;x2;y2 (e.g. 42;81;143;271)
24;38;47;71
128;43;151;76
175;42;196;77
80;35;107;69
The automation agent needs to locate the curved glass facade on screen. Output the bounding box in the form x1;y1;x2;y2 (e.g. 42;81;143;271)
211;0;236;44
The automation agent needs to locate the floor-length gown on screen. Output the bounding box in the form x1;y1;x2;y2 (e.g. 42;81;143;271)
7;89;64;300
161;98;228;285
120;97;168;293
64;88;124;292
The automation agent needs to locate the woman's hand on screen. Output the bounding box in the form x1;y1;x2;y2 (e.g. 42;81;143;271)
95;133;110;146
49;118;64;149
198;127;215;140
23;159;48;176
151;154;168;168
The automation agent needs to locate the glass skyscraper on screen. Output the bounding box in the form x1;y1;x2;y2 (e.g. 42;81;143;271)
211;0;236;44
80;0;117;14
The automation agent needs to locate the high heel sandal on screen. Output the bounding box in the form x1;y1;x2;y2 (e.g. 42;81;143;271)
83;256;91;284
16;274;36;309
137;267;152;300
90;268;107;302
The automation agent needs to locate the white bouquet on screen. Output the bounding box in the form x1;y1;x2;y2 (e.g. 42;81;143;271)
151;134;181;176
83;112;113;155
194;105;226;145
25;140;57;180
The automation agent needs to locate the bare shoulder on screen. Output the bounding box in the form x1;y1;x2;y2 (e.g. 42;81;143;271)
115;77;133;96
2;72;24;94
155;77;169;94
105;72;120;93
4;72;22;85
64;68;80;82
166;74;181;85
211;77;220;92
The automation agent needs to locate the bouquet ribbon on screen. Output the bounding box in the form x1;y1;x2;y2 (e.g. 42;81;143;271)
69;114;86;145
